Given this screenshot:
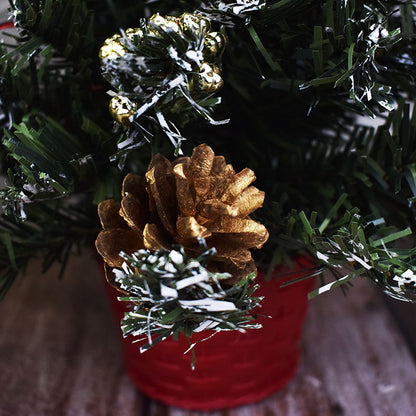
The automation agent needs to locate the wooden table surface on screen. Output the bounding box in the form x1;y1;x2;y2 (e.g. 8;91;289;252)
1;252;415;416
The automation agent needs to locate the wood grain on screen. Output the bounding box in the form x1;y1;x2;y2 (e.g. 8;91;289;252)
384;294;416;358
0;253;142;416
0;254;415;416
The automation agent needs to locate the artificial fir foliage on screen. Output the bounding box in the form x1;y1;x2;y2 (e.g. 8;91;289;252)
113;245;262;363
1;0;416;314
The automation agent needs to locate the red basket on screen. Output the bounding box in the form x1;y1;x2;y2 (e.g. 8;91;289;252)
105;256;315;411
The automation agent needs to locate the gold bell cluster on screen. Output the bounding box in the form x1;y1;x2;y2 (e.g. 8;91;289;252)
99;13;226;127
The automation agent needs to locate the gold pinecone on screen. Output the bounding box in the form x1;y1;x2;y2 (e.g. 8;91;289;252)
96;144;268;286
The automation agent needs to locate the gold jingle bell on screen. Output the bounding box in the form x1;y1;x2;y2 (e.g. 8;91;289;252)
191;63;223;94
180;13;211;38
109;95;137;127
99;34;126;61
99;29;144;62
203;32;227;60
148;13;181;36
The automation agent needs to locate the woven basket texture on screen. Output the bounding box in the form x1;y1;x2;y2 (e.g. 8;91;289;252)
106;256;315;410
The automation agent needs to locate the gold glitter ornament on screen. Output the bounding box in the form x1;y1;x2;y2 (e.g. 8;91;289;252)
203;32;227;61
179;13;211;38
99;34;126;61
148;13;181;36
191;63;223;93
109;95;137;127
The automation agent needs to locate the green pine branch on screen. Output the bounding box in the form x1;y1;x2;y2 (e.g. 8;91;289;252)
112;243;262;366
292;208;416;302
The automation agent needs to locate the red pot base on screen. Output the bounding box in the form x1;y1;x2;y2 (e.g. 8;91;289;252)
106;256;315;411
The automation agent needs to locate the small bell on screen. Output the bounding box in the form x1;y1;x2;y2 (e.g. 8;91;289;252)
109;95;137;127
179;13;211;38
148;13;181;36
99;34;126;62
203;32;227;61
191;63;223;94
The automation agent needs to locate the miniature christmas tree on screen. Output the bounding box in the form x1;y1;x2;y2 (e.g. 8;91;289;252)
1;0;416;319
